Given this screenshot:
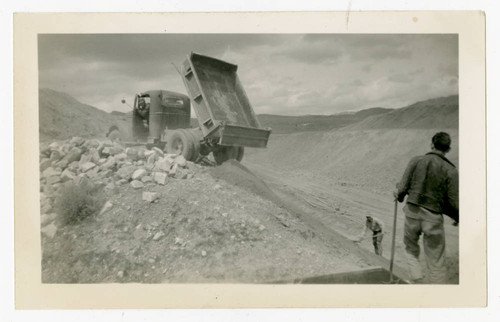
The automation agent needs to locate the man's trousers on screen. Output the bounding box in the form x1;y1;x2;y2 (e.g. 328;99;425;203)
403;203;447;284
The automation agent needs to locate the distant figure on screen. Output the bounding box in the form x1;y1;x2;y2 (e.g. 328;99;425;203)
394;132;458;284
352;215;384;256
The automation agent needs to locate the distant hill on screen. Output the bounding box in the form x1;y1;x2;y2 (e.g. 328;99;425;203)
39;88;458;142
347;95;458;130
257;107;393;134
39;88;130;141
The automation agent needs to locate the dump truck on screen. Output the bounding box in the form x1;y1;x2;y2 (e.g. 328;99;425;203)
120;53;271;165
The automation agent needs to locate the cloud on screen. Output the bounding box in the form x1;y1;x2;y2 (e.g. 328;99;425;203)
274;36;344;65
38;34;458;115
387;73;413;84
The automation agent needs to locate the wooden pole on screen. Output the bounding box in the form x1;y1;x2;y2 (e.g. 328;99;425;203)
389;199;398;283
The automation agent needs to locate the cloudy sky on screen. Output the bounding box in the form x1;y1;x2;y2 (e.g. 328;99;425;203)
38;34;458;115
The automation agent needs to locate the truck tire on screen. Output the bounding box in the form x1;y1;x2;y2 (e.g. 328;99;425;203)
165;129;194;160
178;129;196;161
184;128;202;161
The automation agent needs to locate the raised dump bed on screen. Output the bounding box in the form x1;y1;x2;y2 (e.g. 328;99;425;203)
181;52;271;148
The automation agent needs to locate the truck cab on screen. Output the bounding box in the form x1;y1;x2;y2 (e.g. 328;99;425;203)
132;90;191;145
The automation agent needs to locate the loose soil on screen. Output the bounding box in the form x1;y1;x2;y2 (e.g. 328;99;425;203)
245;128;459;284
42;162;370;283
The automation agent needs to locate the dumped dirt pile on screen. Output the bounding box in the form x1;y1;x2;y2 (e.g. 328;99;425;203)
209;160;280;204
41;138;370;283
39;136;196;230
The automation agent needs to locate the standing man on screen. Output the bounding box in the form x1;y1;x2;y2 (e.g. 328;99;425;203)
352;215;385;256
394;132;458;284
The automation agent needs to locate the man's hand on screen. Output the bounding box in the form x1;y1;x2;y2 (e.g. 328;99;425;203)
393;190;399;201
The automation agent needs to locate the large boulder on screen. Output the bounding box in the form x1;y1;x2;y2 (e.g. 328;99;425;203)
130;180;144;189
48;142;59;150
49;150;64;162
80;162;97;173
67;161;80;172
65;147;83;163
88;148;101;164
101;156;116;170
126;148;139;161
41;223;58;238
168;164;178;177
42;167;62;179
116;165;136;180
132;168;147;180
41;213;57;226
70;136;85;146
174;155;187;168
142;192;158;203
60;169;76;182
40;159;52;172
152;147;164;157
154;158;172;172
153;172;167;185
78;154;92;167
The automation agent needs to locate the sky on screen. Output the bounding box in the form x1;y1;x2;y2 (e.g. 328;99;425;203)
38;34;458;115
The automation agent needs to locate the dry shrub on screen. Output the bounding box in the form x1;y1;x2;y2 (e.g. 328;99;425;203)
56;179;105;225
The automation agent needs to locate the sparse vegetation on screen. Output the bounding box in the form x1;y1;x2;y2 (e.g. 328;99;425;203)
55;179;105;225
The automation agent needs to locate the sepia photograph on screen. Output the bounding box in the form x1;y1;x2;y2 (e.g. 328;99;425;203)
37;33;458;285
13;12;486;309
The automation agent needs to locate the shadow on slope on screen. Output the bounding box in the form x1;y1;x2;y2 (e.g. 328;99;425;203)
209;160;281;204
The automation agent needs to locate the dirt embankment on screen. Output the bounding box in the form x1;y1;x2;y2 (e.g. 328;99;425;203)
40;138;371;283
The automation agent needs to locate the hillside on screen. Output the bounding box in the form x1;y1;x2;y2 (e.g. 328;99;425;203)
257;107;393;134
245;93;460;284
39;88;130;141
248;95;459;193
347;95;458;130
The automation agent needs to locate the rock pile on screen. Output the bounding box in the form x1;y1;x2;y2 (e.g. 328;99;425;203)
39;137;198;234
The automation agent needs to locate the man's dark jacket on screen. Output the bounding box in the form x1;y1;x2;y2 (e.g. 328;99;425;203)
396;152;459;222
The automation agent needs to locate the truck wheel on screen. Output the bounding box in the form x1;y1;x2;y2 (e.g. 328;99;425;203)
178;129;196;161
184;128;201;161
165;130;194;160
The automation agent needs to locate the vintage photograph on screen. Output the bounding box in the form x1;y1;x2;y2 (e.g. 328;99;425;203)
37;33;459;285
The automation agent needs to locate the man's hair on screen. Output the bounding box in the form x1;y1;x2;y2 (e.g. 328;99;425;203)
432;132;451;152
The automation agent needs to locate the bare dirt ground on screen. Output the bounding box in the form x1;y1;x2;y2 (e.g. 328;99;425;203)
245;128;459;284
42;159;371;283
41;127;459;284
